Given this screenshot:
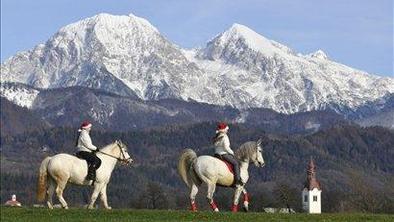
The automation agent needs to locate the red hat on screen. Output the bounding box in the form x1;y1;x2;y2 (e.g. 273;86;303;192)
80;121;92;129
216;122;229;131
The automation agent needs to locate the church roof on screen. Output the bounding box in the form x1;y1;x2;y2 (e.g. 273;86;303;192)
304;158;321;191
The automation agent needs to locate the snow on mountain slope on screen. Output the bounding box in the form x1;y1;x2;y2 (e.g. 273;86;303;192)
0;83;40;108
1;14;393;115
195;23;394;113
199;23;295;59
1;13;216;102
307;49;329;60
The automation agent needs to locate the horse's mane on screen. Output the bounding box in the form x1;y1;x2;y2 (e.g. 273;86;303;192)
100;141;117;152
235;141;257;162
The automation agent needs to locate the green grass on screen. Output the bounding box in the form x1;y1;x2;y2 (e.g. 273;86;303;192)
0;207;392;222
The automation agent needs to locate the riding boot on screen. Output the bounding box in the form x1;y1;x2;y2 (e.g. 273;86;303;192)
235;170;244;186
87;166;96;181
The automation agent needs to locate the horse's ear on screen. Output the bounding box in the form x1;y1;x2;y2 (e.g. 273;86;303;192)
257;138;262;146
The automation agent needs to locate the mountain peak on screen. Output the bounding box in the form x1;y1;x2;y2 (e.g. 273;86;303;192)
59;13;159;36
308;49;329;60
92;12;156;27
224;23;271;45
228;23;258;35
216;23;293;56
50;13;162;60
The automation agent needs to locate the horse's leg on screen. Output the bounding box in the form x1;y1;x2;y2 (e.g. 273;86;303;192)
55;179;69;209
206;182;219;212
189;184;199;212
88;182;104;209
242;188;250;212
99;184;111;210
46;178;55;209
231;185;244;212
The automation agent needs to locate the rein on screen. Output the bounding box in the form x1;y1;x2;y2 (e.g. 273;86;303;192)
95;143;129;163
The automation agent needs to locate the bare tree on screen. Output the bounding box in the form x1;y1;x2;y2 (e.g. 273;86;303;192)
347;172;383;213
273;181;299;212
322;189;344;212
137;182;168;209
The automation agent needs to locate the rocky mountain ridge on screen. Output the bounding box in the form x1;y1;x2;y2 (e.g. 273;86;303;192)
1;13;393;115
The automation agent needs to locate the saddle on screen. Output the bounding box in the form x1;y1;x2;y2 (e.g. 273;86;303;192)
214;154;234;174
213;154;237;187
75;152;101;181
75;152;101;167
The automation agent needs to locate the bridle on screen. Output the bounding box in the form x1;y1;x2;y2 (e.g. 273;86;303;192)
96;141;132;164
254;143;265;167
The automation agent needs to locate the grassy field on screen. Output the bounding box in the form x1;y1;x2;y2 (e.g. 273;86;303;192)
1;207;393;222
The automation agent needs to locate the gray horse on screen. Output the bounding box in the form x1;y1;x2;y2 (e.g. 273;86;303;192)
178;139;265;212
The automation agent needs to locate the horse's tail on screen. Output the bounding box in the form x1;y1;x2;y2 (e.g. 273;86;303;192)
37;156;51;202
177;148;201;188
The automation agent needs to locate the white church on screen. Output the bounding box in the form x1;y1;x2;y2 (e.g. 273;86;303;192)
302;158;322;214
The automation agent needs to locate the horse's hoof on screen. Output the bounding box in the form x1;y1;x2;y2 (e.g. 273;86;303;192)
213;208;219;212
87;206;94;210
243;206;249;212
231;204;239;212
105;206;112;210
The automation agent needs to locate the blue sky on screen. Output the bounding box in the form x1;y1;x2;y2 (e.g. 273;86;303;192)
1;0;393;76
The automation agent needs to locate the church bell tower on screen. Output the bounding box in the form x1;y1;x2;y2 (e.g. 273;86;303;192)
302;157;322;214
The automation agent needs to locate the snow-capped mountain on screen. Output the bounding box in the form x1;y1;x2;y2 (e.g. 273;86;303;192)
1;13;393;115
1;13;213;101
195;23;393;113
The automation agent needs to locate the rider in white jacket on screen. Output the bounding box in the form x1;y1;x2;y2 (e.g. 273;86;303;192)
214;131;234;155
77;128;98;152
75;121;101;181
213;122;242;186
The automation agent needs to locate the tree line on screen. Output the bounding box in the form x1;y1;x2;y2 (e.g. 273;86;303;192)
1;122;393;212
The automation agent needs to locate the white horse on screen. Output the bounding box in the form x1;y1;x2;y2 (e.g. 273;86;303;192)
178;139;265;212
37;140;133;209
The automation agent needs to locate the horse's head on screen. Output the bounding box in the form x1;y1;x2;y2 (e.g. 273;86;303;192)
252;138;265;167
115;140;133;165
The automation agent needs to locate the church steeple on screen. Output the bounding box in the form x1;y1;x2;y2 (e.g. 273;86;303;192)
302;157;322;214
305;157;321;191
